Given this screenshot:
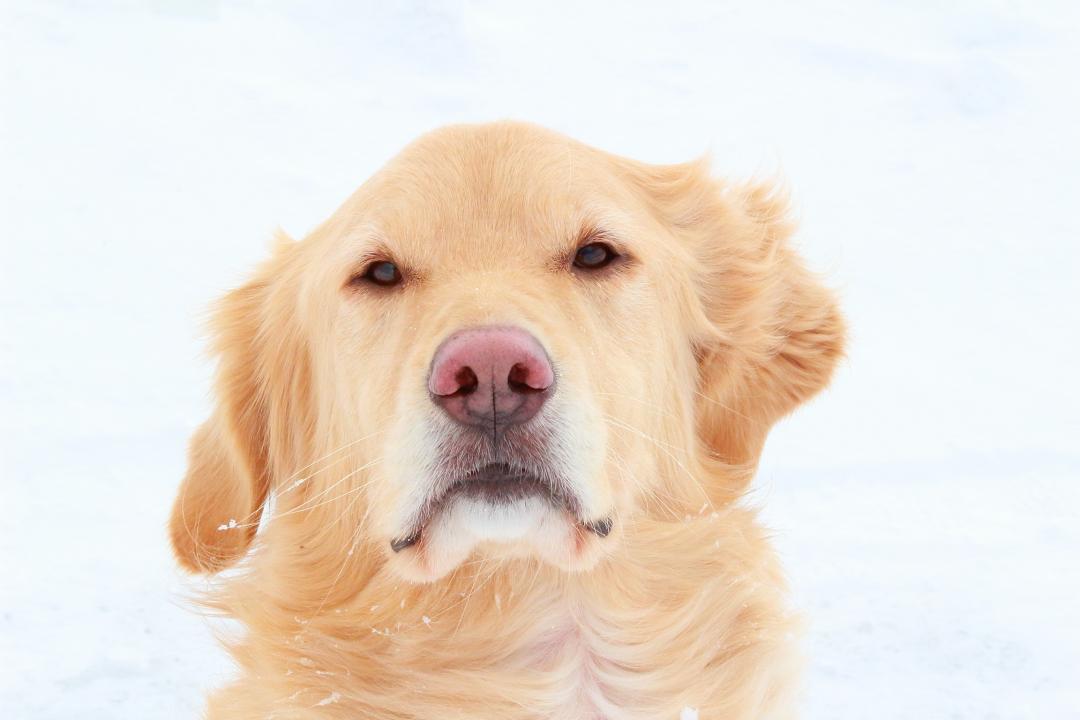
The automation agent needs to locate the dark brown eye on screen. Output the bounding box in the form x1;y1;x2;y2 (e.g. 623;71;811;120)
362;260;402;287
573;242;618;270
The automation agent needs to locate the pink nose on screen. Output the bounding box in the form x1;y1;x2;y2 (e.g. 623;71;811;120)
428;326;554;432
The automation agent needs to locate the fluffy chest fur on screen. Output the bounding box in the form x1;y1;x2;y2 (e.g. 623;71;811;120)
204;510;798;720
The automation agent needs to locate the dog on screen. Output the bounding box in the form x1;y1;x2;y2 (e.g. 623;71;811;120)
169;121;844;719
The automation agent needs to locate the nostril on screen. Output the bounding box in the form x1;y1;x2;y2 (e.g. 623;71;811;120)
452;366;479;396
507;363;542;394
428;327;554;423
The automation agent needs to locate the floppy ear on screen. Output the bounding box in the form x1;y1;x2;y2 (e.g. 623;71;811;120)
632;159;844;479
693;179;844;474
169;279;273;573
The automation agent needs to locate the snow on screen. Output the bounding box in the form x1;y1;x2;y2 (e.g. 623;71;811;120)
681;707;699;720
314;691;341;707
2;1;1078;719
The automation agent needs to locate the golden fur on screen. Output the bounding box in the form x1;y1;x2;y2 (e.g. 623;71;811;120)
170;122;844;719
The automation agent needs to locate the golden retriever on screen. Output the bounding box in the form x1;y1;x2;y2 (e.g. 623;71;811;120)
170;121;844;719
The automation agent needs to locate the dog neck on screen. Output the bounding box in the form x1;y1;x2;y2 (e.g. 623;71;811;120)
205;507;797;719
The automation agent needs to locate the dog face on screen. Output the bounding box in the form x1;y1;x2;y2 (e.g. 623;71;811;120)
169;122;843;583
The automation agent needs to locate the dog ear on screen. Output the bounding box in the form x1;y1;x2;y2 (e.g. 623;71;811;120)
169;279;273;573
694;178;844;477
171;233;318;574
631;160;844;485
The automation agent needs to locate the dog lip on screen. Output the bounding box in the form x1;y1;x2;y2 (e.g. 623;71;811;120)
390;533;420;553
583;517;613;537
451;463;560;504
428;462;569;511
392;503;612;553
395;463;579;546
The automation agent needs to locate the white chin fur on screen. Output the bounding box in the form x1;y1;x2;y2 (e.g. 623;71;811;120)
450;496;552;540
393;497;580;583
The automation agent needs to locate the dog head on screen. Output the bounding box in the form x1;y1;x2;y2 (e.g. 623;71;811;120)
169;122;843;583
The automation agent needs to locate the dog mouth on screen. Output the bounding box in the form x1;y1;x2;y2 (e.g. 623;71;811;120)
390;462;612;552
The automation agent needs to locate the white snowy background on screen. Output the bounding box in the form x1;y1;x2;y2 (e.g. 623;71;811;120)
2;1;1078;718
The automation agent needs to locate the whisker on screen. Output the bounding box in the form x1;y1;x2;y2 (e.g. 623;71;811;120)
280;458;384;517
692;390;767;430
228;458;384;530
607;452;680;519
306;487;372;622
275;428;391;496
593;390;686;421
602;414;715;513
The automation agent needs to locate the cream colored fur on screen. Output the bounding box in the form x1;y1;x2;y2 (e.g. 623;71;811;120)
169;121;844;719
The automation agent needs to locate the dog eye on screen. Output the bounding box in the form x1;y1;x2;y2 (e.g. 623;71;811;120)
361;260;402;287
573;242;618;271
